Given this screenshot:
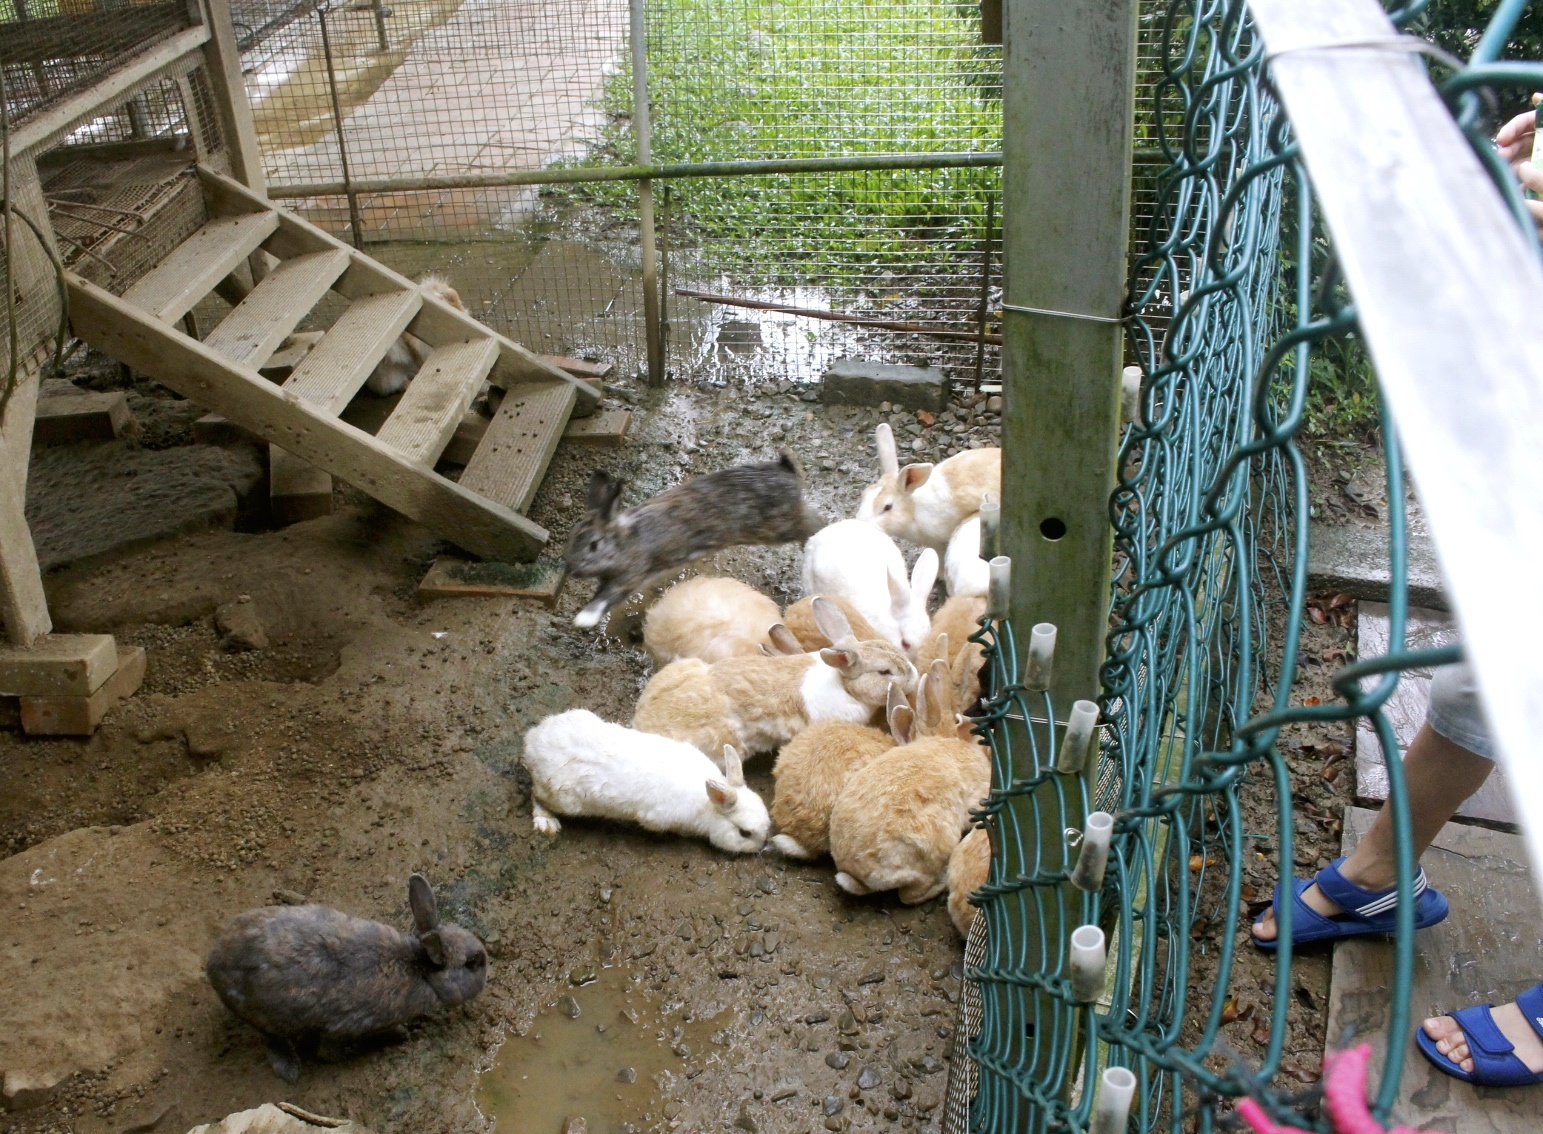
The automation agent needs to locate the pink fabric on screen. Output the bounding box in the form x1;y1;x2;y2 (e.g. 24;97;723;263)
1233;1045;1443;1134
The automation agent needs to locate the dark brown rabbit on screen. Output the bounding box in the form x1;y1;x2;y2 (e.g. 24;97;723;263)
567;451;824;628
204;874;487;1082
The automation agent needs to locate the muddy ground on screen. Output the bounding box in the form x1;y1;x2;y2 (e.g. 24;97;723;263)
0;355;1002;1134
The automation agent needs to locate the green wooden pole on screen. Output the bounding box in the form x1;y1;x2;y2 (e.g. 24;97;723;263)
993;0;1139;1119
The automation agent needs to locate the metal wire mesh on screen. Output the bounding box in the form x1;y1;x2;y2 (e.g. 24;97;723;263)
236;0;1002;381
961;2;1536;1131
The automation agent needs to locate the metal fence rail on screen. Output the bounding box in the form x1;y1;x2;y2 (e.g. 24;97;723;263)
962;1;1542;1131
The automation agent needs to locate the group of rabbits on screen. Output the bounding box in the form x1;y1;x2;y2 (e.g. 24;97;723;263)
528;423;1002;935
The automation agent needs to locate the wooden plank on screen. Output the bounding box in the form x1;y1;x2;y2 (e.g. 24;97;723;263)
0;633;117;698
269;447;334;525
192;167;602;413
12;26;210;154
67;273;551;563
537;354;614;381
417;556;565;605
0;368;49;645
120;210;279;324
460;382;578;514
201;248;350;367
440;410;488;466
19;646;146;737
33;390;131;445
564;408;632;446
282;290;422;415
259;331;324;382
1325;808;1540;1134
375;339;499;466
198;0;266;191
1251;0;1543;886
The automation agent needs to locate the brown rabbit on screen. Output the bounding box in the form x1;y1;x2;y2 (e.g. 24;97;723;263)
828;659;990;905
768;684;907;860
781;594;884;651
948;826;992;937
643;576;783;664
633;599;914;762
917;599;988;709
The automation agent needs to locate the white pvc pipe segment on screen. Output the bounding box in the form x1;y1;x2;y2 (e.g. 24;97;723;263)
1090;1066;1137;1134
1024;621;1056;690
1068;924;1106;1003
1068;810;1115;892
987;555;1012;618
1057;699;1099;773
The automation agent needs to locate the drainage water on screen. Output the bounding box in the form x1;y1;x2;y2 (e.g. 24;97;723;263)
476;964;722;1134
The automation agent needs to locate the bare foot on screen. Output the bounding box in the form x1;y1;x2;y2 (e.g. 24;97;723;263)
1251;883;1345;943
1423;1003;1543;1076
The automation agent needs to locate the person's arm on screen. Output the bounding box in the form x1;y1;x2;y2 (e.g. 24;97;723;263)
1496;96;1543;228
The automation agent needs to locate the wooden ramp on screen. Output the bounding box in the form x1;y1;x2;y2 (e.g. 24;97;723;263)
65;165;599;563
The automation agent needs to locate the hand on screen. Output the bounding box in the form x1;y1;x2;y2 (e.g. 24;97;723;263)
1517;160;1543;228
1495;93;1541;165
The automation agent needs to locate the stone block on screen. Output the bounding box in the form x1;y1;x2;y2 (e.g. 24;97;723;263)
563;408;632;446
1308;510;1445;610
19;646;145;736
33;390;132;446
269;448;333;526
0;633;118;698
192;414;259;446
820;359;947;412
417;556;565;605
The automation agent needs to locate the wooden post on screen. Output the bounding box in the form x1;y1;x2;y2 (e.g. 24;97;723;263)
630;0;663;386
199;0;265;194
1001;0;1137;711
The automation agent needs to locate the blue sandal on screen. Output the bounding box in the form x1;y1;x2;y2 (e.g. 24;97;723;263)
1252;857;1449;952
1416;983;1543;1087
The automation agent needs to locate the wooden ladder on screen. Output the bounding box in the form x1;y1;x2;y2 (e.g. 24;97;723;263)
65;165;599;563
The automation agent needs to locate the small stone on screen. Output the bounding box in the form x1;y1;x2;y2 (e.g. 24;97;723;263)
562;1119;587;1134
985;395;1003;413
916;410;936;426
825;1052;850;1070
757;877;777;894
214;599;268;651
838;1010;859;1034
823;1120;842;1132
569;969;596;986
734;1104;758;1132
272;888;308;906
857;1069;881;1091
558;995;581;1019
771;1086;798;1102
858;971;885;985
884;1106;900;1120
617;1067;637;1083
750;1011;766;1026
823;1095;844;1117
599;887;613;903
916;1090;941;1113
890;1079;913;1101
805;1010;830;1024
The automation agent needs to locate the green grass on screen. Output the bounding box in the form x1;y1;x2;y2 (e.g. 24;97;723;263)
555;0;1002;287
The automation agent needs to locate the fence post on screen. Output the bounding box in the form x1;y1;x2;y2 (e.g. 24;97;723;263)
994;0;1139;1107
199;0;266;194
629;0;664;387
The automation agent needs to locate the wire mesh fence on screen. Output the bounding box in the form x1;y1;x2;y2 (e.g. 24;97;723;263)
958;2;1538;1132
234;0;1003;382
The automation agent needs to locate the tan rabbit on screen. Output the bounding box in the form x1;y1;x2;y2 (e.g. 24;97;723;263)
782;593;883;651
828;659;991;905
633;599;916;763
947;826;992;937
768;684;908;860
643;576;783;665
917;598;988;708
857;424;1000;550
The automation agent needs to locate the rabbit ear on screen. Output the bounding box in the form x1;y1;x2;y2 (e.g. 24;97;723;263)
768;624;804;655
820;645;856;672
927;658;953;724
408;874;439;933
420;928;448;968
934;633;950;667
911;548;939;601
875;423;900;475
913;673;933;735
586;471;624;520
722;745;745;788
888;564;910;615
705;779;739;810
886;682;913;744
899;464;933;493
811;597;853;645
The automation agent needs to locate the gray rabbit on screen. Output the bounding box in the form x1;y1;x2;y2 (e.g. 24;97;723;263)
204;874;488;1082
566;451;825;628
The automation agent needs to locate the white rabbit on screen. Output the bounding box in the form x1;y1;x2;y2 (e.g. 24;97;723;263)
521;709;769;854
365;275;466;397
643;576;783;664
800;519;937;658
945;514;990;598
857;424;1000;550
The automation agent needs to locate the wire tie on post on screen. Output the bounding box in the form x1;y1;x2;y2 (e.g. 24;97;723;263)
1000;301;1122;325
1261;34;1467;74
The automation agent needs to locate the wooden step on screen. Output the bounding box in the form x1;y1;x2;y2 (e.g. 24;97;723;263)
375;338;499;466
461;381;578;513
283;289;423;414
202;248;351;367
121;210;279;323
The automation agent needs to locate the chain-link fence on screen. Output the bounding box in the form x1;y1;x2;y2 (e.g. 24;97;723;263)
234;0;1003;384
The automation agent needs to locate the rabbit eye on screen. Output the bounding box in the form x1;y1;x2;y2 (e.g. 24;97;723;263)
738;828;752;839
467;953;485;971
882;503;893;512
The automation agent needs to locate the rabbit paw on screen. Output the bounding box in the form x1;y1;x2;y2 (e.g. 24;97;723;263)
532;803;562;836
265;1036;302;1083
771;834;814;859
572;600;608;629
834;871;872;896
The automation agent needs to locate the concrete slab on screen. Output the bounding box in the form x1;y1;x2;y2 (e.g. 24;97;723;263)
1309;505;1446;610
1355;602;1516;828
820;359;947;412
1325;807;1541;1133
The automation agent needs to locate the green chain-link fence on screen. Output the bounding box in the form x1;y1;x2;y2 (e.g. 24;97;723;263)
961;1;1538;1131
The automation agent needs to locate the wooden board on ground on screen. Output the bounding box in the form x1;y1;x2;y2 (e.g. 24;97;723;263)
18;645;145;736
537;354;613;381
1326;806;1541;1133
269;447;334;525
33;390;131;445
563;408;632;446
1355;602;1515;827
417;556;565;605
0;633;118;698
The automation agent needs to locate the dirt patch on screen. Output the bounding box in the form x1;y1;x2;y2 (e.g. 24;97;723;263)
0;369;999;1134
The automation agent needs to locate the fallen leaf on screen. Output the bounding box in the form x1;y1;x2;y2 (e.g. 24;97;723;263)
1251;1022;1271;1045
1307;606;1328;625
1320;763;1340;783
916;410;937;426
1329;593;1355;609
1302;696;1322;707
1220;997;1241;1025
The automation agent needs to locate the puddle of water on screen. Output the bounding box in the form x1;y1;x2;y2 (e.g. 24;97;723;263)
477;964;723;1134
